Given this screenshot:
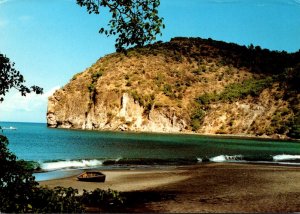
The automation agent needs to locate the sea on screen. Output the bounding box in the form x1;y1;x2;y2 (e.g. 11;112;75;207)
1;122;300;181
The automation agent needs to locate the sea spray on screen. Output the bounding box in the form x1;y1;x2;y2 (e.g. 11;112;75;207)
209;155;244;162
197;157;203;162
273;154;300;162
41;159;103;171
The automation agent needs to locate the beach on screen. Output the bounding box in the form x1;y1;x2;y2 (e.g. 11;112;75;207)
39;163;300;213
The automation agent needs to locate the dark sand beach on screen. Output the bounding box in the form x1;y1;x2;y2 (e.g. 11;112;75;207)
40;163;300;213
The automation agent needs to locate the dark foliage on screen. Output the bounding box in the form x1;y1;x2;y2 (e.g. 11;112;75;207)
30;186;84;213
0;135;38;213
81;188;124;212
190;106;205;131
127;37;300;76
287;112;300;139
0;53;43;102
77;0;164;51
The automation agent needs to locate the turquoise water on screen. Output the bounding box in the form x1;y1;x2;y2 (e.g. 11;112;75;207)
2;122;300;174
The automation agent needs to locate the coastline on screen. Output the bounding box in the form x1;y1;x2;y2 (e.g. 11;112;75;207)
3;121;295;141
39;163;300;213
48;124;299;142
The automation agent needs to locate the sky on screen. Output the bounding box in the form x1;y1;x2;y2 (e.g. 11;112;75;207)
0;0;300;123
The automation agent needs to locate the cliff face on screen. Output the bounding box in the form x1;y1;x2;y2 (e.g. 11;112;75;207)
47;37;300;138
48;91;186;132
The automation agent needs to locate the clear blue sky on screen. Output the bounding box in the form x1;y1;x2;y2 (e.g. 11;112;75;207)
0;0;300;123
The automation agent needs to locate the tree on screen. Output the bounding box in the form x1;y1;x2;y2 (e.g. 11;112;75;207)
0;135;37;213
77;0;165;51
0;53;43;102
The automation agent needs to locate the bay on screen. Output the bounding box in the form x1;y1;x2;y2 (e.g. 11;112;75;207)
1;122;300;174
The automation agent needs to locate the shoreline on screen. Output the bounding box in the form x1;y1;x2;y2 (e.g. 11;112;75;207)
39;163;300;213
3;121;297;141
48;125;299;142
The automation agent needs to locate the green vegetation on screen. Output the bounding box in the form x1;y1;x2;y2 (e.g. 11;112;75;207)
88;83;96;93
88;69;104;105
77;0;164;51
0;135;37;213
190;106;205;131
197;92;217;105
92;70;103;80
125;37;300;77
192;66;206;75
71;72;81;81
197;77;274;104
266;108;293;135
155;73;165;87
29;186;83;213
130;90;155;115
88;70;103;93
163;84;173;97
287;112;300;138
0;53;43;102
81;188;124;211
219;77;273;101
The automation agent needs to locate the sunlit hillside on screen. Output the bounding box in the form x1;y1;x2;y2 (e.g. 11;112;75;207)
47;37;300;139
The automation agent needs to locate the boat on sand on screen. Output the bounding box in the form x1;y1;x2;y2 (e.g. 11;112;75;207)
77;171;106;182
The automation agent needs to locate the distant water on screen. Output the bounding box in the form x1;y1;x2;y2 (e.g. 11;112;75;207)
1;122;300;180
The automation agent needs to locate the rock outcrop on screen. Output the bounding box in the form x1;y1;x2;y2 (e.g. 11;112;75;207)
48;91;186;132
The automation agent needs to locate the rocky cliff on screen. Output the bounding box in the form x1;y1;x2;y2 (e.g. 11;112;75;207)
47;37;300;138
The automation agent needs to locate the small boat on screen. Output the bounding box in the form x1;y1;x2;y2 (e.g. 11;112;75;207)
77;171;106;182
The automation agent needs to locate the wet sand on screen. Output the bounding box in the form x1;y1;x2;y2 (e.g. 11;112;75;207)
39;163;300;213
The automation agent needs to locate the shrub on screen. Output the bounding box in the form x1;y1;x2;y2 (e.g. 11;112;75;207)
30;186;83;213
190;106;205;131
126;81;132;87
219;77;273;101
130;91;155;115
196;77;274;105
0;135;38;213
81;188;124;211
88;70;104;93
92;70;103;81
88;83;95;93
163;84;174;97
192;66;205;75
71;72;81;81
197;92;217;105
287;112;300;139
155;73;165;87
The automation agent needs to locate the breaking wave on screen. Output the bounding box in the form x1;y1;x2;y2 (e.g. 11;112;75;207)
204;154;300;165
209;155;244;162
40;159;103;171
273;154;300;162
35;154;300;172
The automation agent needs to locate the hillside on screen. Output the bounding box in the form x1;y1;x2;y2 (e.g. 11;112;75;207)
47;37;300;139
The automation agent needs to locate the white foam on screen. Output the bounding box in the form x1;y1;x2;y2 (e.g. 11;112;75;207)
197;157;202;162
41;159;103;171
210;155;227;162
273;154;300;162
210;155;243;162
115;157;122;162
